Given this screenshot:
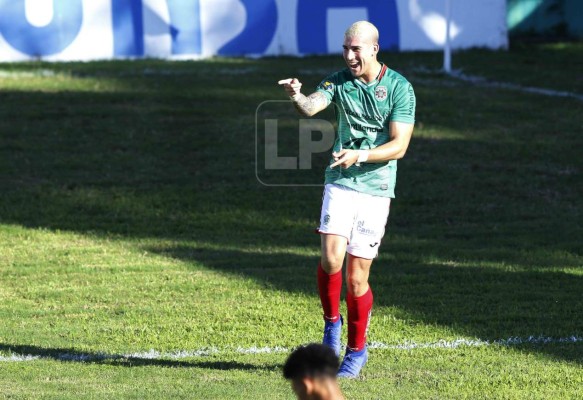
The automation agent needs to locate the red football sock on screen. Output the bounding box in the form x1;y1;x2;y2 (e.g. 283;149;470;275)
346;287;373;351
317;263;342;323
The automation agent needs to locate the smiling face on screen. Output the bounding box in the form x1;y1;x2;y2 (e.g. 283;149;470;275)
342;26;380;82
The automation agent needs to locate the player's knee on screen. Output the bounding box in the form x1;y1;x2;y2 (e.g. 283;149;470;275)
346;274;367;295
321;254;343;273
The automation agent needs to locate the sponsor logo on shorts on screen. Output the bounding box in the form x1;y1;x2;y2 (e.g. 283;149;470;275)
369;242;379;247
356;220;376;236
380;184;388;191
323;214;330;225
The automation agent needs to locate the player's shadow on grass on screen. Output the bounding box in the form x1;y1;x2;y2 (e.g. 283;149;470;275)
146;244;583;365
0;343;278;371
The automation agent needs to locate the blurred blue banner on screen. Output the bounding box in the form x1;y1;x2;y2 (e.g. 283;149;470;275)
0;0;508;61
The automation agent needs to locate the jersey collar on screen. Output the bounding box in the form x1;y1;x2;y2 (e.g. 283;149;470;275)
353;63;387;89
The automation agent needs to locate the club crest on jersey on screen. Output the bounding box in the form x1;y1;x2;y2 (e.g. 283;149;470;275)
374;85;387;101
319;81;334;92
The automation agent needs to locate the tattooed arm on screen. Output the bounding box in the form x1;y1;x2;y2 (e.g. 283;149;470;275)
278;78;329;117
290;92;330;117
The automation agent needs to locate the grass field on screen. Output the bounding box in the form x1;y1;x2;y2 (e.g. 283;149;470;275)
0;43;582;399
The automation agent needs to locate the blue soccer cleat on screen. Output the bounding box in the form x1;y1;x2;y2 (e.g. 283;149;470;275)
322;315;343;356
337;346;368;378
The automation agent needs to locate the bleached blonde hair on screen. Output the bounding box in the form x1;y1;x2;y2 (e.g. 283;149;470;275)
344;21;379;44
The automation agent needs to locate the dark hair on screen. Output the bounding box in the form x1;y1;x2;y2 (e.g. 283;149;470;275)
283;344;339;380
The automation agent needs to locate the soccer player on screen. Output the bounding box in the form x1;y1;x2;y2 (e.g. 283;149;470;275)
278;21;416;378
283;343;345;400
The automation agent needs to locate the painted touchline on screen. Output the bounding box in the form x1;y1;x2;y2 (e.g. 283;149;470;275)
449;71;583;101
1;335;580;363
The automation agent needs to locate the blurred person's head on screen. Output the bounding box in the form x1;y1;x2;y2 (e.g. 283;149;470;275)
283;344;344;400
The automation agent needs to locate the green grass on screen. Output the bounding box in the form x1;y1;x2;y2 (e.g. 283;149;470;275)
0;43;582;399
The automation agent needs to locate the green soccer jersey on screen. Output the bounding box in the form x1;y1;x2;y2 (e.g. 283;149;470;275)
316;63;416;198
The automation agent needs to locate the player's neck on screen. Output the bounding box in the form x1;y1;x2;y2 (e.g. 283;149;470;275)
358;61;382;84
315;381;345;400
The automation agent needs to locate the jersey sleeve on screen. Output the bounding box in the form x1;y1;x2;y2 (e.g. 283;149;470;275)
315;74;336;105
390;81;416;124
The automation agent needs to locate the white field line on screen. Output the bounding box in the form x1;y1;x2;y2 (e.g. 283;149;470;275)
449;71;583;101
0;69;57;78
369;335;582;350
302;65;583;101
1;66;580;100
1;336;581;363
